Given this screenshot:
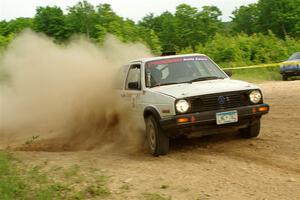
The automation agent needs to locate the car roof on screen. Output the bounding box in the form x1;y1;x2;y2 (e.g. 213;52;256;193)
129;53;207;64
288;52;300;60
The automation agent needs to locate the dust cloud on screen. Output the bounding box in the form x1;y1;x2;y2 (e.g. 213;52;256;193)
0;30;152;152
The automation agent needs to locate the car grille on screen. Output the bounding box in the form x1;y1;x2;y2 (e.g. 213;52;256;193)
187;91;251;113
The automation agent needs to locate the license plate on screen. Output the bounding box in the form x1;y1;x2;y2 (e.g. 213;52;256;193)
216;110;238;125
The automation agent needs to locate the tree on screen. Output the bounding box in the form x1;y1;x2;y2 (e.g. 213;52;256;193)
174;4;222;51
154;12;178;53
232;0;300;38
96;4;123;38
66;0;98;38
196;6;222;43
138;13;157;31
175;4;199;51
138;27;161;55
34;6;67;41
121;19;140;42
0;34;15;51
257;0;300;38
231;4;259;35
0;18;33;36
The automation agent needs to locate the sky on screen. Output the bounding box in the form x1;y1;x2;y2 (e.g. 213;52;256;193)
0;0;258;22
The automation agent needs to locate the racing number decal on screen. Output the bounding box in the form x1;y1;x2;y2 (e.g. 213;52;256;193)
131;94;140;108
132;96;136;108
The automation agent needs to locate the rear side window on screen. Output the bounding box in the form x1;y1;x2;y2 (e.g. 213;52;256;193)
289;52;300;60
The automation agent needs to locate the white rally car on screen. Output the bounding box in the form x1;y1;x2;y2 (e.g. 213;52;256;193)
117;54;269;156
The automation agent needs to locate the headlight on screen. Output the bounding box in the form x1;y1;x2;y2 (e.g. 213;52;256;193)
176;99;190;113
249;90;262;104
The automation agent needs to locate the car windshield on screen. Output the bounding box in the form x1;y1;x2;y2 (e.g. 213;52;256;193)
145;56;227;87
288;52;300;60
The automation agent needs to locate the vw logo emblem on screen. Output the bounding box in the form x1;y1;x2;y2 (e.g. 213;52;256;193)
218;96;225;104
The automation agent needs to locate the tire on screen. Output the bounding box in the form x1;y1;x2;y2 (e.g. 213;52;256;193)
239;120;261;138
282;74;288;81
145;116;169;156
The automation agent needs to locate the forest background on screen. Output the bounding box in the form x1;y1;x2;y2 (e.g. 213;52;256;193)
1;0;300;80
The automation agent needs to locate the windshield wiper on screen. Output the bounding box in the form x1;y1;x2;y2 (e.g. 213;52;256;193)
150;77;223;88
150;81;191;88
189;76;224;83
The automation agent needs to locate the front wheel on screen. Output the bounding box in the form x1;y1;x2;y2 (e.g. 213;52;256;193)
145;116;169;156
239;120;261;138
282;74;288;81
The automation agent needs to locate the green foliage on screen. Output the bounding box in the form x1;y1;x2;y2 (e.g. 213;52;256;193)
139;4;222;52
34;6;67;41
258;0;300;38
0;34;14;51
0;0;299;67
0;18;33;37
139;27;161;55
232;67;282;82
232;0;300;38
157;12;178;53
191;32;300;68
66;0;98;39
231;4;259;35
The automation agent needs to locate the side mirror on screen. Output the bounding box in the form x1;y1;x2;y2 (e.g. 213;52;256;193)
224;70;233;77
128;81;140;90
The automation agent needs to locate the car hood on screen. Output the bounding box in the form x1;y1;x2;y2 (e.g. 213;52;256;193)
150;79;259;99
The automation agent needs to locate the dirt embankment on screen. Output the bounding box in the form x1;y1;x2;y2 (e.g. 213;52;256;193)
5;80;299;200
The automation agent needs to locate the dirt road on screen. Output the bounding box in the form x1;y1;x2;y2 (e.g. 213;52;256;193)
9;81;300;199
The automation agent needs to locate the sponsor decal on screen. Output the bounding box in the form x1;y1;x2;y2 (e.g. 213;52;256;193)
146;56;208;68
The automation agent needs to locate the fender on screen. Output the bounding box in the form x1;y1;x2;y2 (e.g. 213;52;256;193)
143;106;161;121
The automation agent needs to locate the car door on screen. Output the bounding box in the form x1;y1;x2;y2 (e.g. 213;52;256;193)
121;63;143;120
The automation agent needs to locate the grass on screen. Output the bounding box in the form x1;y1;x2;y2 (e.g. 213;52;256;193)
0;144;173;200
85;174;111;198
63;164;80;178
230;67;282;82
0;151;27;200
0;151;112;200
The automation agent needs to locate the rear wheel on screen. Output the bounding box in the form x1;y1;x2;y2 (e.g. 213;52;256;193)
239;120;261;138
145;116;169;156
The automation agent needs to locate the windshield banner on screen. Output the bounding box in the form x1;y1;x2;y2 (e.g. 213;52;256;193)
146;56;208;67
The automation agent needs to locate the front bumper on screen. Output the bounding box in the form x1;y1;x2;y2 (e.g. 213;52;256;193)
280;70;300;76
160;104;269;137
280;66;300;76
